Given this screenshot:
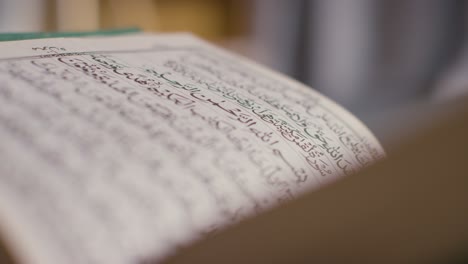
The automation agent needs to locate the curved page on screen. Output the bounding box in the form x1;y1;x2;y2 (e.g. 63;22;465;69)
0;34;384;264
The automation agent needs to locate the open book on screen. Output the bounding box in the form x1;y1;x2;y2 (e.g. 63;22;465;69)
0;34;384;264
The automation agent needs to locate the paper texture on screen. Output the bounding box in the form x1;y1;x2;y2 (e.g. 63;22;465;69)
0;34;383;264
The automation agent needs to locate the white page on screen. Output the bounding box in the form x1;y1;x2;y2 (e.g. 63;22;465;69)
0;34;384;264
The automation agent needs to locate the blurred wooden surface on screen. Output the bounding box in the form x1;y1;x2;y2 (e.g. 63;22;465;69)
162;96;468;264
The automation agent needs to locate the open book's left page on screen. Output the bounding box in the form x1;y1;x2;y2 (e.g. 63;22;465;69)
0;34;384;264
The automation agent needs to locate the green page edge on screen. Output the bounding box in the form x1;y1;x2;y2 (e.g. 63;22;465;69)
0;27;141;42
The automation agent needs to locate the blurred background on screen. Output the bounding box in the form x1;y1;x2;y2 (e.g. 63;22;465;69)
1;0;468;141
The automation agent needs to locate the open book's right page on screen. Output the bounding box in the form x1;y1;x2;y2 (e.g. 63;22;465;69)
0;34;384;264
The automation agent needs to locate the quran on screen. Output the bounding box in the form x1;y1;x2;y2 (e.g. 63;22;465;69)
0;34;384;264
